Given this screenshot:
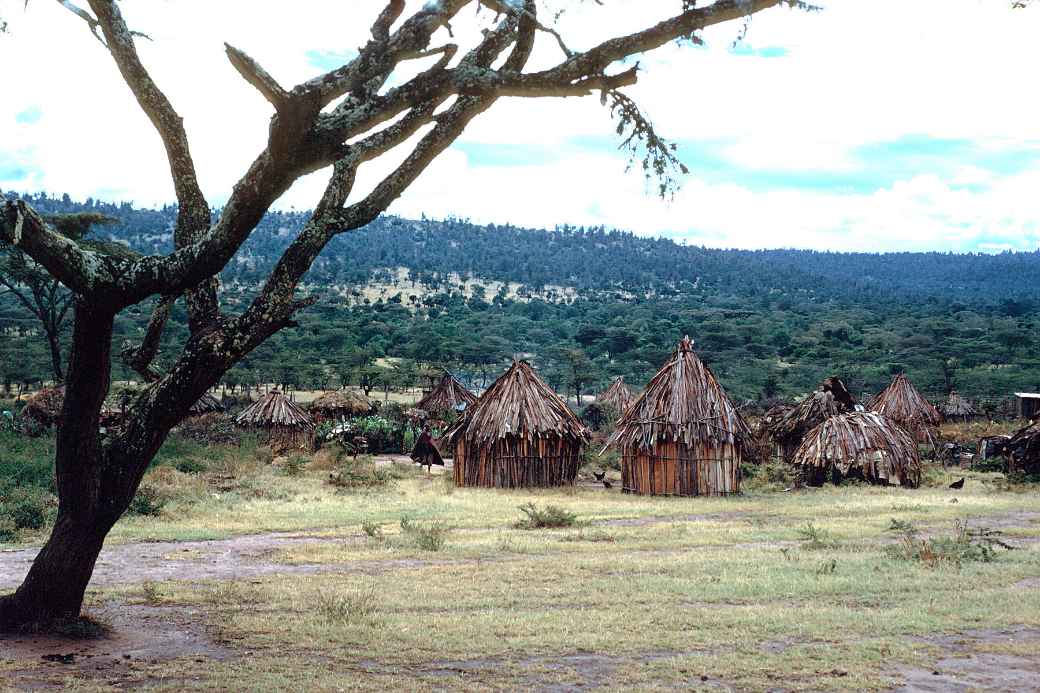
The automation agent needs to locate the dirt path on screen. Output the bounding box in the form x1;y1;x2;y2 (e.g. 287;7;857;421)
893;626;1040;692
0;532;447;590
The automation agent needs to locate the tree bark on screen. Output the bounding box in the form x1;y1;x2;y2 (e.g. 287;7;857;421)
0;301;117;631
46;326;63;384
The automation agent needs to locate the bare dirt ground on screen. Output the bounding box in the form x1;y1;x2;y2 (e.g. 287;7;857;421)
1;602;232;688
893;627;1040;692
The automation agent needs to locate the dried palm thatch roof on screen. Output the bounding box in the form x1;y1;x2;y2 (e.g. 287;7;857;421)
767;378;857;451
188;393;224;416
444;360;589;448
606;337;752;454
1003;418;1040;475
235;390;313;430
870;373;942;430
793;412;921;486
416;372;477;415
21;386;65;426
942;391;976;420
597;376;634;414
310;389;374;418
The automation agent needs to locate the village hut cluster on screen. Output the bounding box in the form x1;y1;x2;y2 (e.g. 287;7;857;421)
11;332;1029;496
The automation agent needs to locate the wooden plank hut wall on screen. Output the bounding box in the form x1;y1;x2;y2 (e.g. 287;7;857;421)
416;371;477;418
604;336;752;497
235;390;314;448
597;376;635;416
443;361;589;488
793;412;921;487
870;373;943;445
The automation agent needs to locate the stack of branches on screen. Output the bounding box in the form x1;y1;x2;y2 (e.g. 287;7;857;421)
235;390;313;446
309;389;374;422
606;337;753;456
942;391;976;423
445;361;588;449
768;377;856;463
597;376;635;416
1001;418;1040;477
870;374;943;445
416;371;477;417
20;386;65;427
793;412;921;487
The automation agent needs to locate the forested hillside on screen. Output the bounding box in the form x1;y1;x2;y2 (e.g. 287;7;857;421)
2;191;1039;404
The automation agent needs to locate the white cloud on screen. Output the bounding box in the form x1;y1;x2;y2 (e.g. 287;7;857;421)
2;0;1040;252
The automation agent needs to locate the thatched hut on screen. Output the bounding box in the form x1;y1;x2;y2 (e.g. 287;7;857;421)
235;390;314;447
942;391;976;423
870;373;942;444
21;386;65;427
604;337;752;497
309;389;374;423
597;376;634;416
416;371;477;418
444;360;589;488
768;378;856;463
1002;418;1040;476
188;393;225;417
793;412;921;487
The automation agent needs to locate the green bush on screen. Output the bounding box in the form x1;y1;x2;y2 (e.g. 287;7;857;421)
0;515;17;542
283;455;308;477
398;516;449;552
175;458;207;475
885;518;1014;567
514;502;578;530
127;484;166;516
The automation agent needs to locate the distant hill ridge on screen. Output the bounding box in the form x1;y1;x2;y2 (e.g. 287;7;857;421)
9;191;1040;309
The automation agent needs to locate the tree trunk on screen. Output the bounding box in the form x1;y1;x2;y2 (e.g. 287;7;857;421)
0;301;116;631
46;327;64;385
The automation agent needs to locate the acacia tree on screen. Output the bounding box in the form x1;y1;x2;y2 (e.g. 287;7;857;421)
0;212;117;383
0;0;799;630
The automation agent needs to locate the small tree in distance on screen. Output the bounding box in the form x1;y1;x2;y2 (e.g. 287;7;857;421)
0;0;806;630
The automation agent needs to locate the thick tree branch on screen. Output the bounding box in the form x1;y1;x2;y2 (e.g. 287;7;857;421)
225;44;289;111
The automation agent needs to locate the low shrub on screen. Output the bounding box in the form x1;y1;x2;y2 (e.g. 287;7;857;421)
743;461;797;491
797;522;838;550
175;458;207;475
283;455;309;477
328;456;403;490
885;518;1015;568
127;484;166;516
361;519;384;540
0;515;16;542
514;502;578;530
315;588;377;625
399;516;449;551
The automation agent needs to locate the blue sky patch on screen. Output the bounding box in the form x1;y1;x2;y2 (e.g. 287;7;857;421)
305;49;356;72
730;44;788;58
15;107;42;125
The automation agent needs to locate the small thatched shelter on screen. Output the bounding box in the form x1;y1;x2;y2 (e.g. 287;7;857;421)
768;378;856;463
235;390;314;447
21;386;65;427
793;412;921;487
188;393;225;417
416;372;477;417
1002;418;1040;476
942;391;976;423
870;373;942;444
309;389;374;423
597;376;635;416
444;360;589;488
604;337;752;497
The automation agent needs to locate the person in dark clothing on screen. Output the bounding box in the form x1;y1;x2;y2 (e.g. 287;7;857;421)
410;426;444;474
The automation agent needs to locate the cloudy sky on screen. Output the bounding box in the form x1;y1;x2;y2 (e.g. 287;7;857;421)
2;0;1040;252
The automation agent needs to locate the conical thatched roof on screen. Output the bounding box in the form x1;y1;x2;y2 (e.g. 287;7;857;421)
597;376;634;414
870;373;942;430
769;382;853;447
445;361;589;447
416;372;477;415
942;391;976;420
310;389;374;418
793;411;921;486
235;390;313;429
188;393;224;416
605;337;752;453
21;386;65;426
